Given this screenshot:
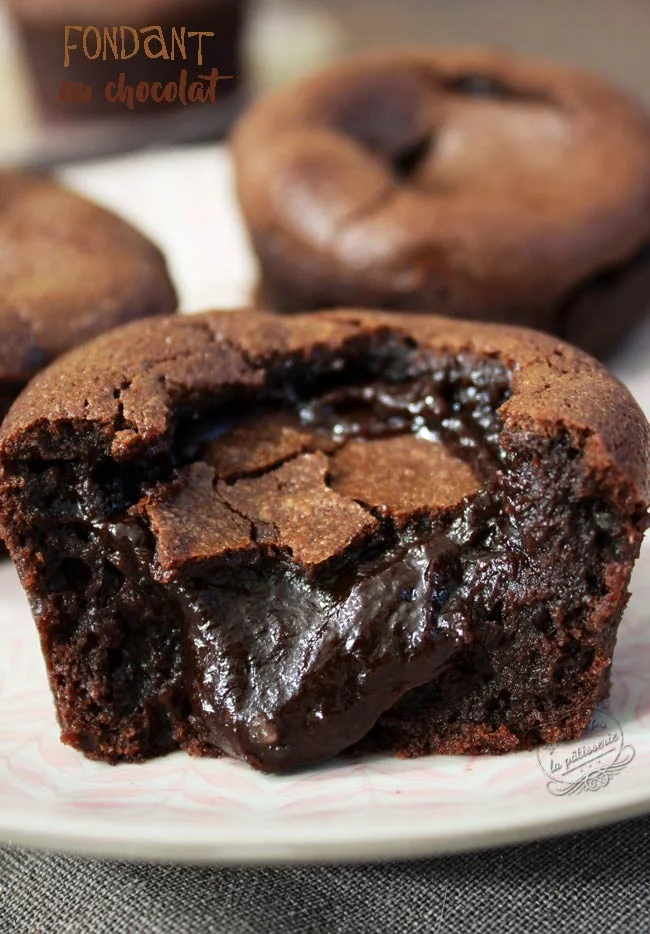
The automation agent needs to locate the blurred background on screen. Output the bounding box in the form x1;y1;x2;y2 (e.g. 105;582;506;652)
0;0;648;167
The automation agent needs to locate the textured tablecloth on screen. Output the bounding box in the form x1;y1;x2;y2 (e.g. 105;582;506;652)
1;815;649;934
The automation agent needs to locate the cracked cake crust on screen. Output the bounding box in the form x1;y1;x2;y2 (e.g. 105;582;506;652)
0;309;648;772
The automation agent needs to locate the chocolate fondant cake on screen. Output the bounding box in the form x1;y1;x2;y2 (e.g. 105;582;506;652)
0;310;647;773
233;48;650;358
0;171;177;425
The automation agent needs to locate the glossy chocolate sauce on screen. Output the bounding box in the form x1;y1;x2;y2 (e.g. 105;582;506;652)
167;366;510;770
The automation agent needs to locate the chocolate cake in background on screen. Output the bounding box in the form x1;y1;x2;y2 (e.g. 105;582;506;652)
6;0;247;121
233;47;650;359
0;309;647;773
0;170;177;430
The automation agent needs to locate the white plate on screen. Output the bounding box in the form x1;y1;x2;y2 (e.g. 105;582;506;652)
0;146;649;864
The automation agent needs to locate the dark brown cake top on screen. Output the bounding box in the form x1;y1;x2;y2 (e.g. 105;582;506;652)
0;171;177;388
1;309;648;532
232;47;650;316
328;435;480;518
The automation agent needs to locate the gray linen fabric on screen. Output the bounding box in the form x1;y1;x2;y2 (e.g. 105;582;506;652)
0;816;648;934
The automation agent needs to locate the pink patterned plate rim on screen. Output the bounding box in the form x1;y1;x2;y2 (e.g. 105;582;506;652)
0;148;648;864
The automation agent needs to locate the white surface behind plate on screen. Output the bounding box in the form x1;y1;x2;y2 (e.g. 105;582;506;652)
61;147;258;314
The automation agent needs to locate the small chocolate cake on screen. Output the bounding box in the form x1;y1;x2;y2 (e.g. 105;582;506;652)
233;48;650;359
0;310;647;773
0;171;177;425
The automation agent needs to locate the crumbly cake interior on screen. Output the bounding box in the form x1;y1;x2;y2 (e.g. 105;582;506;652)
7;346;633;772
